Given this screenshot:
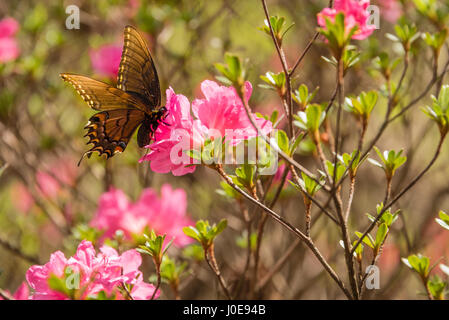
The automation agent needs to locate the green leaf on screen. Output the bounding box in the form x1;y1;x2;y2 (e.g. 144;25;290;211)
183;219;227;248
183;226;201;243
375;223;388;248
274;130;289;154
353;240;364;259
299;171;324;196
48;274;70;297
215;219;228;236
370;146;407;178
186;149;202;161
235;164;256;190
355;231;375;249
428;275;446;300
436;210;449;230
326;160;346;183
215;53;246;86
294;104;325;134
405;254;430;278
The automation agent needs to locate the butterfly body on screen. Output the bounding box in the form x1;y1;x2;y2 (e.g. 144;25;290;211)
61;26;165;165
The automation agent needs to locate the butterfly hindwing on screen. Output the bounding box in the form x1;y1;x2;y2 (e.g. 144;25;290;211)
118;25;161;109
81;109;146;164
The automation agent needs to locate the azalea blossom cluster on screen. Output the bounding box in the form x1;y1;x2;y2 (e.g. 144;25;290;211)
140;80;273;176
90;184;194;247
317;0;376;40
0;17;20;63
25;240;159;300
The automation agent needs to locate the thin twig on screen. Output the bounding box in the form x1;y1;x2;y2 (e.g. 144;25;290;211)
204;244;232;300
351;134;446;256
214;164;352;299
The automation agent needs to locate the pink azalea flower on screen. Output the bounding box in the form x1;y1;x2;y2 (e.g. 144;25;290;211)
0;282;30;300
317;0;375;40
141;88;204;176
192;80;272;141
140;80;272;176
0;17;20;63
377;0;402;23
89;44;122;78
26;240;159;300
90;184;194;247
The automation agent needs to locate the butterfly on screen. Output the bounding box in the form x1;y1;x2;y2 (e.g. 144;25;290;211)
60;25;167;165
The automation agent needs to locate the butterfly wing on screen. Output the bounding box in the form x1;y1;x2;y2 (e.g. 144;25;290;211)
81;109;146;164
60;73;148;163
117;25;161;109
60;73;147;111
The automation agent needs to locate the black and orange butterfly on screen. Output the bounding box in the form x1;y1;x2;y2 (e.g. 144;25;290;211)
61;25;167;165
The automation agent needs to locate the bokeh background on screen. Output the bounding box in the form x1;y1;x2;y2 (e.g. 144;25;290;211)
0;0;448;299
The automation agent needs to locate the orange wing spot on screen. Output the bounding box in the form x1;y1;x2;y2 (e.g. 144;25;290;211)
114;146;124;154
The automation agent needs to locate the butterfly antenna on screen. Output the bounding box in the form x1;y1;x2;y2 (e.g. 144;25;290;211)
77;151;90;167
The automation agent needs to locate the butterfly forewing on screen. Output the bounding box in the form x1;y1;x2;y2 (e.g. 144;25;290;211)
60;73;147;111
118;25;161;109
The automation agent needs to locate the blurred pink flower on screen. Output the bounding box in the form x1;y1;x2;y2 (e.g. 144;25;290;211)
273;163;292;185
377;243;400;276
89;44;122;78
11;183;34;213
90;184;194;247
49;158;78;187
36;171;60;199
377;0;402;23
141;80;272;176
317;0;375;40
0;17;20;63
127;0;140;18
35;157;79;200
0;17;19;37
26;240;159;300
0;282;30;300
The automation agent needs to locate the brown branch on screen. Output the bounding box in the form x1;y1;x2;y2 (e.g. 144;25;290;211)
256;238;302;291
204;244;232;300
260;0;294;137
214;164;351;299
0;237;41;265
